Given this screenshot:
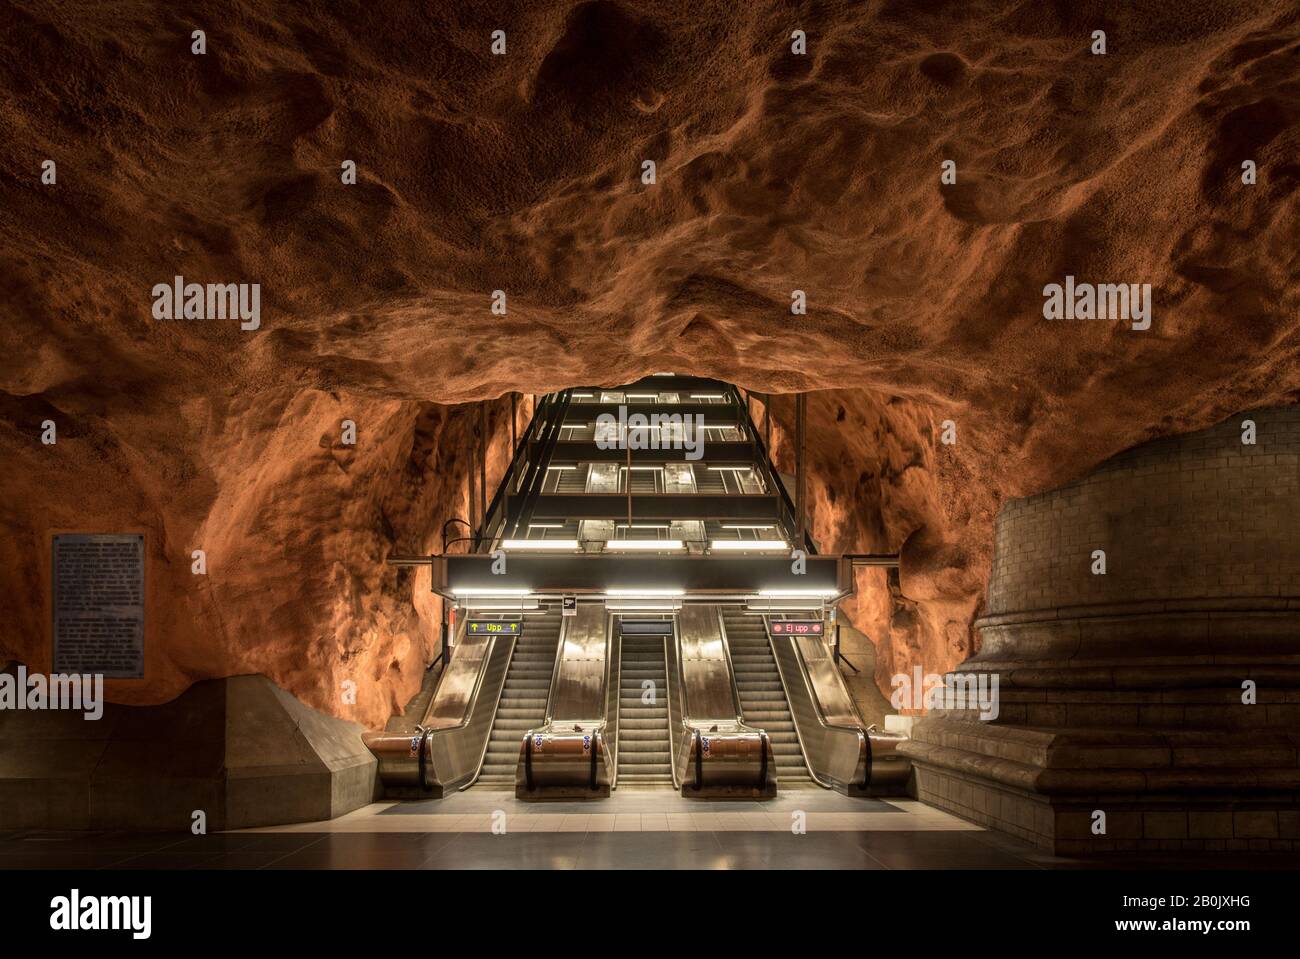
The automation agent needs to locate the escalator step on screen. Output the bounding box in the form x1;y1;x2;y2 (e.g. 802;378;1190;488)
722;614;811;779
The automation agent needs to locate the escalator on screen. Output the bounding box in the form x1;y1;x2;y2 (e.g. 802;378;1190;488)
616;632;673;785
722;609;814;787
475;610;563;787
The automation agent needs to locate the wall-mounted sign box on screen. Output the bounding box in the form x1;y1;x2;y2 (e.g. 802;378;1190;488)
466;619;522;636
769;620;823;636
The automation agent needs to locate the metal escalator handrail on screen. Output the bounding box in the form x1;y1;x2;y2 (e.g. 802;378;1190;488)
605;621;621;789
459;630;523;790
763;622;834;790
523;733;535;792
516;608;616;796
541;610;569;727
418;617;485;730
790;632;869;733
665;622;686;790
671;608;772;793
764;616;869;790
365;615;513;794
713;606;749;725
713;610;783;793
692;729;703;791
416;727;433;791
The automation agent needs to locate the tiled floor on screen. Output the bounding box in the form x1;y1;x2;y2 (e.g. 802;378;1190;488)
253;787;954;835
3;789;1298;869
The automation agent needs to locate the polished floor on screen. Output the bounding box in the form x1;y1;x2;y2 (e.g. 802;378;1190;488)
2;789;1297;869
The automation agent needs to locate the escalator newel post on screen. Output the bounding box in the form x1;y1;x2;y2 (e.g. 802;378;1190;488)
524;734;535;792
863;732;872;790
693;730;703;791
418;728;433;792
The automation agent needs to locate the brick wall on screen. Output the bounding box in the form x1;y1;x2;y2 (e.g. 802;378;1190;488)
986;406;1300;615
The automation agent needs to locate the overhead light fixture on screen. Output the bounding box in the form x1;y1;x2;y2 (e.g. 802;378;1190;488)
721;524;775;530
605;539;685;551
746;599;824;612
546;465;578;471
501;539;579;551
690;394;725;400
710;540;788;551
528;523;564;529
463;600;541;611
605;588;685;597
707;465;753;471
452;588;532;597
758;588;839;598
606;601;682;612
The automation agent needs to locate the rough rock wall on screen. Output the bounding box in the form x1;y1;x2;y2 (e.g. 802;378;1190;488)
2;1;1299;723
1;389;524;728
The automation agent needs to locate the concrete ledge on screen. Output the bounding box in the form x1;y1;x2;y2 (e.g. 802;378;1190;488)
0;671;377;831
904;717;1300;853
912;760;1300;853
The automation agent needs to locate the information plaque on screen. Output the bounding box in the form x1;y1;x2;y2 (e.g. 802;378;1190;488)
52;533;145;678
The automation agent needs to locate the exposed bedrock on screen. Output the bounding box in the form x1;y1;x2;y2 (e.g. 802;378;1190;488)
1;2;1299;725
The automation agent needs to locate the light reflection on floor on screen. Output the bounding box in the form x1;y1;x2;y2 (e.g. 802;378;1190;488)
235;788;972;835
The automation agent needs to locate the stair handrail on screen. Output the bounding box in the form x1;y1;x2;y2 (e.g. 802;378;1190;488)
733;387;818;555
763;615;870;792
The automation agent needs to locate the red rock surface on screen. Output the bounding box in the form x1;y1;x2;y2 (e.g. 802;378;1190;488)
1;2;1298;725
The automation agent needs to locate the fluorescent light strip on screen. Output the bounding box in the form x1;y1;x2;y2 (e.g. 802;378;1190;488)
501;539;579;551
689;394;725;399
605;588;685;597
711;540;788;551
528;523;563;529
758;588;839;598
452;588;532;597
721;524;776;530
707;466;753;471
546;465;578;471
606;601;682;611
605;539;685;551
613;424;735;430
463;600;540;610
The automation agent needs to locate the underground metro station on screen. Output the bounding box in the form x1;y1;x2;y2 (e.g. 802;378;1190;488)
367;375;907;802
2;0;1298;942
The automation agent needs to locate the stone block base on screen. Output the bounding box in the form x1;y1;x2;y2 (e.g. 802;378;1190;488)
0;670;378;831
904;719;1300;855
